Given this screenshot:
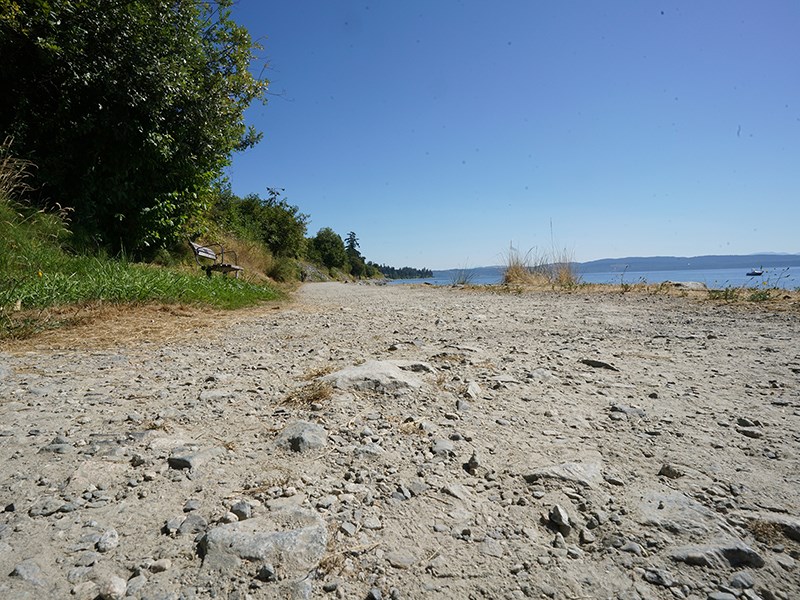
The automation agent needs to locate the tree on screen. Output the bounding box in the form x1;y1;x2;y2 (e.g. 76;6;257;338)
344;231;367;277
345;231;360;254
309;228;348;271
0;0;268;254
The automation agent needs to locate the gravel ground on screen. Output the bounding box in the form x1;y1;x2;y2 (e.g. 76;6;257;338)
1;282;798;600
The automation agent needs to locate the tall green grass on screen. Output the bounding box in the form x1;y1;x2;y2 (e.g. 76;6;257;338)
1;140;282;338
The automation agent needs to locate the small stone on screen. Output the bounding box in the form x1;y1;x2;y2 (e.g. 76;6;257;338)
97;574;127;600
707;593;737;600
178;512;208;536
658;464;684;479
183;499;201;512
230;500;253;520
168;447;223;470
29;496;63;517
549;504;571;532
386;550;416;569
552;532;566;549
776;555;795;571
463;450;481;475
149;558;171;573
340;521;357;537
441;484;469;500
431;438;455;457
362;515;382;530
323;581;340;592
621;541;643;555
96;528;119;552
465;381;481;399
75;551;100;567
164;515;185;535
275;421;328;452
579;528;596;545
736;427;763;439
10;559;45;586
730;572;755;589
644;568;674;587
126;575;147;596
255;563;277;582
367;588;383;600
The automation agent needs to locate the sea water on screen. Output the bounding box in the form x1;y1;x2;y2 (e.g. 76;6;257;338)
389;266;800;290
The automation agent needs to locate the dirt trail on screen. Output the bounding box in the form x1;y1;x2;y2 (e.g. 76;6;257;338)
1;283;798;599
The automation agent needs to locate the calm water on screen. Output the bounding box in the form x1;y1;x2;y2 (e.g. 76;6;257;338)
389;266;800;290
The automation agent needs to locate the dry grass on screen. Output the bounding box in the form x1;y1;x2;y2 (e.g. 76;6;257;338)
502;244;580;289
283;381;334;406
1;301;285;353
301;365;336;381
0;137;34;199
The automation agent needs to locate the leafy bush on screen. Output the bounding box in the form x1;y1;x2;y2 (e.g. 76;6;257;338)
210;188;309;259
1;0;268;254
308;227;348;271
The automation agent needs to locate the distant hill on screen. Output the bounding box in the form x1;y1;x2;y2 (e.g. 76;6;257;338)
577;253;800;273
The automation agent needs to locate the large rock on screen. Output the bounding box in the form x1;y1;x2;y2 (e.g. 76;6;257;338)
523;455;603;488
322;360;432;393
670;540;765;569
275;421;327;452
638;491;723;536
199;508;328;580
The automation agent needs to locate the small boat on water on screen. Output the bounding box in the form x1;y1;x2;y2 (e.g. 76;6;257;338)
746;269;764;277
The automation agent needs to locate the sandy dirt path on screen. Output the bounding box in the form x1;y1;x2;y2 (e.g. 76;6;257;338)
1;282;798;599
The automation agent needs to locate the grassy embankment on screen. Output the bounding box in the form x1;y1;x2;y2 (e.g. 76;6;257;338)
0;150;283;340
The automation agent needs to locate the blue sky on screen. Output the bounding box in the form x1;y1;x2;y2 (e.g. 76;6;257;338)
227;1;799;270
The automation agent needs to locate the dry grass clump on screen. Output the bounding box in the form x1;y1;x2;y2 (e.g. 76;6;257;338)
283;381;334;406
301;365;336;381
502;244;580;289
0;137;34;199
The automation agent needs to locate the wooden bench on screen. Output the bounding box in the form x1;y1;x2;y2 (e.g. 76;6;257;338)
188;240;244;278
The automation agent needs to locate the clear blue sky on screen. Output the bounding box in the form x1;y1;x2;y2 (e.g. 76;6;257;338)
227;1;799;270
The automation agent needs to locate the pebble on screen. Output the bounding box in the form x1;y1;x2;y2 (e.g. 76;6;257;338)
658;464;684;479
230;499;253;520
431;438;455;457
707;593;737;600
96;528;119;552
97;574;127;600
549;504;571;533
10;559;45;586
730;572;755;589
149;558;171;573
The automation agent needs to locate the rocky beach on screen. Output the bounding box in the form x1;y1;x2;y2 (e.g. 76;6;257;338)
1;282;798;599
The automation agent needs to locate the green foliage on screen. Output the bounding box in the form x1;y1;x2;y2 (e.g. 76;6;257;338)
708;287;741;302
1;189;281;339
375;264;433;279
0;0;268;254
210;187;308;258
266;257;299;283
308;227;348;271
